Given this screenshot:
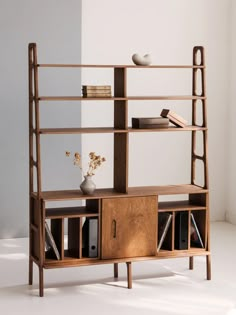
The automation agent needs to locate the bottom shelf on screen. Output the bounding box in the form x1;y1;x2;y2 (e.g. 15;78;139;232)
42;249;210;269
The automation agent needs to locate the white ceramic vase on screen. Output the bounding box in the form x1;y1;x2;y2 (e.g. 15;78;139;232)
80;175;96;195
132;53;152;66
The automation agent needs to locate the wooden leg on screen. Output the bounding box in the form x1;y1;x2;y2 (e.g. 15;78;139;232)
39;267;44;297
189;256;194;270
126;262;132;289
206;255;211;280
114;263;118;278
29;257;33;285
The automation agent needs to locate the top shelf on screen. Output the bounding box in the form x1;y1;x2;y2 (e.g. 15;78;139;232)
38;95;206;101
37;64;205;69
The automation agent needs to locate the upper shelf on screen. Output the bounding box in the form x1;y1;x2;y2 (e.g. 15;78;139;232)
38;95;206;101
36;126;207;135
37;64;205;69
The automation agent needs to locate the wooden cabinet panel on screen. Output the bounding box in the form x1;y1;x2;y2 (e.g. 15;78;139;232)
101;196;157;259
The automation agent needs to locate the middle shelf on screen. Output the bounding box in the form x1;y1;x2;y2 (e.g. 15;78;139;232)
35;126;207;135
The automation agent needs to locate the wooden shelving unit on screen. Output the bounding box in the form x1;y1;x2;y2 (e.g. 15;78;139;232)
28;43;211;296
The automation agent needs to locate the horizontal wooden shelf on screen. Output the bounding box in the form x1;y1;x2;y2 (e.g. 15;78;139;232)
43;249;210;269
46;206;99;219
157;248;209;258
35;126;207;135
37;127;127;134
158;200;206;212
38;95;206;101
129;126;207;132
128;185;208;196
38;64;205;69
31;184;208;201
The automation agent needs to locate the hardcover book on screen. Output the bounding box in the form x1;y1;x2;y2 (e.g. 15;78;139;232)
132;117;169;128
160;109;188;128
82;85;111;90
83;92;112;98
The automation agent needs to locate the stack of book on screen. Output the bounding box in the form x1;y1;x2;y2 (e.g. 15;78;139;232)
160;109;188;128
132;117;169;129
82;85;112;98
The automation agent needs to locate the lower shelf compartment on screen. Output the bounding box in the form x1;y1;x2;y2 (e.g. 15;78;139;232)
42;249;210;269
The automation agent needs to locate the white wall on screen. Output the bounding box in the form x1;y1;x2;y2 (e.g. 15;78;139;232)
0;0;234;239
226;0;236;223
81;0;231;221
0;0;82;238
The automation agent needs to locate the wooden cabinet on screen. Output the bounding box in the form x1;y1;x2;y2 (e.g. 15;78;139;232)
28;43;211;296
101;196;157;259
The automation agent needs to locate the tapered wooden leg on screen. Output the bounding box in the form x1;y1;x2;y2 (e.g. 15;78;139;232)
126;262;132;289
29;257;33;285
189;256;194;270
206;255;211;280
39;267;44;297
114;263;118;278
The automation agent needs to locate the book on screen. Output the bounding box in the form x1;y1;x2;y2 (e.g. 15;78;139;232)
132;117;169;128
82;85;112;97
160;109;188;128
45;221;60;260
190;213;204;248
157;213;172;251
82;85;111;91
83;92;112;98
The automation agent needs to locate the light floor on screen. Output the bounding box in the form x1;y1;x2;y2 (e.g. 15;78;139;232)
0;222;236;315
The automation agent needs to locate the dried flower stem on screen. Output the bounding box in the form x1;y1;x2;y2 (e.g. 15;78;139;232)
66;151;106;176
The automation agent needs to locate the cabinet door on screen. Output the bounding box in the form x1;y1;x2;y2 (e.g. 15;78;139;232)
101;196;157;259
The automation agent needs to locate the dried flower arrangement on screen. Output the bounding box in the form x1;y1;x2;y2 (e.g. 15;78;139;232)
66;151;106;176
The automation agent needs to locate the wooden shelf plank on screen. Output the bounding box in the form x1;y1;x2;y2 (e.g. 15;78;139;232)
129;126;207;132
36;126;207;135
38;64;205;69
46;206;99;218
31;184;208;201
38;127;127;134
43;249;210;269
158;200;206;211
38;95;206;101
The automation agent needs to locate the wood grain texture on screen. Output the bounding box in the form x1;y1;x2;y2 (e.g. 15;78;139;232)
28;44;211;296
114;133;128;193
101;196;157;259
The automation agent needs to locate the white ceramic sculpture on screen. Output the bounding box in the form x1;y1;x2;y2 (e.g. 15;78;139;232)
132;53;152;66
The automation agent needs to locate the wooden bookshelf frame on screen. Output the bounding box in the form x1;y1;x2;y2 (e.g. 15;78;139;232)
28;43;211;296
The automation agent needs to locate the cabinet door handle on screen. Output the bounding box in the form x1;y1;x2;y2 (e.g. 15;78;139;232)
112;220;117;238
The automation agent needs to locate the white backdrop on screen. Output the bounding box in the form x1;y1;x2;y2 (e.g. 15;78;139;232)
0;0;234;239
81;0;232;221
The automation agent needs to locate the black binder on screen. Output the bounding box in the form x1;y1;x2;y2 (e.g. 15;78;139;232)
82;218;98;258
175;212;188;250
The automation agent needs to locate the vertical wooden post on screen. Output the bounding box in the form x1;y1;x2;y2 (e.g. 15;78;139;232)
126;262;132;289
29;43;44;296
189;257;194;270
191;46;211;280
28;43;34;286
206;255;211;280
114;67;128;193
191;46;208;189
114;263;118;278
39;267;44;297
